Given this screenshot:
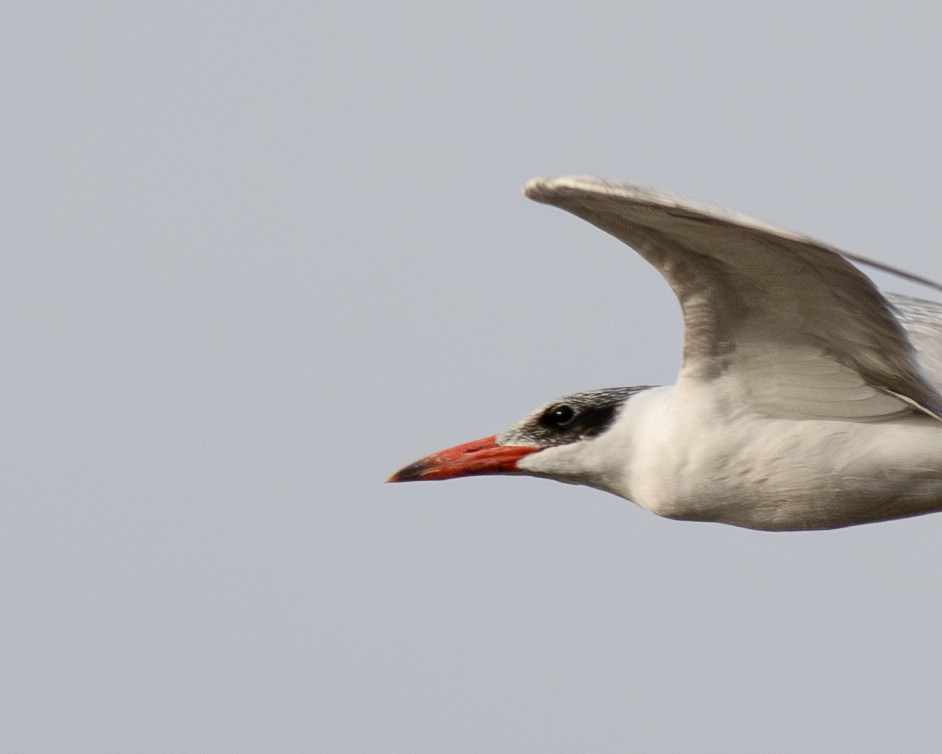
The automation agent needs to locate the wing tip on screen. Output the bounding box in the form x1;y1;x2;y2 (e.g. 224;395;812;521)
523;175;680;207
522;175;829;249
523;175;578;203
524;175;636;208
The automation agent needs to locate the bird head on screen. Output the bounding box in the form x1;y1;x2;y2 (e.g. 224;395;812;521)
387;386;651;489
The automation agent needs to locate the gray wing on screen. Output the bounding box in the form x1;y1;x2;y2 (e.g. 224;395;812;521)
525;176;942;421
888;293;942;393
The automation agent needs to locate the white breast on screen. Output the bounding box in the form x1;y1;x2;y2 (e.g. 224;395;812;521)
599;384;942;530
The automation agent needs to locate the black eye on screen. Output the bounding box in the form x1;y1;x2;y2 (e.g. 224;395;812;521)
542;403;576;428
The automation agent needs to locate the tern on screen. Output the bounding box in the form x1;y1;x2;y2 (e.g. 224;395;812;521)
388;177;942;530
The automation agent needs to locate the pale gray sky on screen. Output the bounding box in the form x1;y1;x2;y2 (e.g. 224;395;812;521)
5;2;942;752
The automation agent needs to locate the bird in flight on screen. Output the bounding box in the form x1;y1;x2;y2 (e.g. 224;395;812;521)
388;177;942;531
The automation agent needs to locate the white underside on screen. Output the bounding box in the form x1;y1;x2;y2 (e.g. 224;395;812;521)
518;384;942;531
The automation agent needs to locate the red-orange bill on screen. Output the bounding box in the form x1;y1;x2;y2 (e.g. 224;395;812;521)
386;435;537;482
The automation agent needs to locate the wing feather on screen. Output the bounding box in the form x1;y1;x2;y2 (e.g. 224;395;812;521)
525;176;942;421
